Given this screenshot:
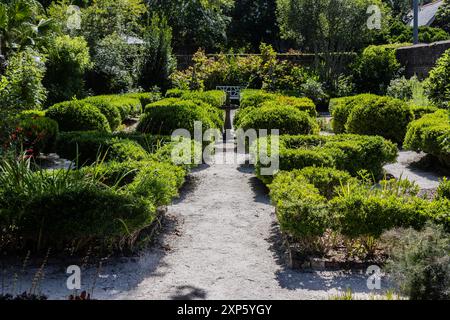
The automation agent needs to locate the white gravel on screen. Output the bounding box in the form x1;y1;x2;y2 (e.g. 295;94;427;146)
3;125;386;300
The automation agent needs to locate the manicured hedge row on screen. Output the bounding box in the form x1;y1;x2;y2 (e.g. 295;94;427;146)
237;104;319;135
165;89;226;108
254;134;398;184
404;110;450;167
239;89;317;116
269;168;450;240
56;131;169;165
45;93;160;134
138;98;223;135
330;94;417;145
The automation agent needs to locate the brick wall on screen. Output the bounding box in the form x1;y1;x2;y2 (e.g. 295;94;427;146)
396;40;450;79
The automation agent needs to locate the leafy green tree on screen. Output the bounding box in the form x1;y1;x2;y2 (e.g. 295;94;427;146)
227;0;280;51
147;0;232;53
0;0;54;58
43;35;92;105
138;15;176;91
435;0;450;33
277;0;390;83
80;0;147;47
88;32;139;93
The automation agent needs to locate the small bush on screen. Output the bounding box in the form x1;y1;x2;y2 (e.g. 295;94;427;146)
238;104;319;135
345;96;414;145
331;94;415;145
82;96;122;131
292;167;356;199
382;224;450;300
56;131;150;165
13;113;59;155
240;90;277;109
46;100;111;132
437;177;450;200
269;172;329;239
330;94;380;133
255;134;398;183
180;90;226;108
404;110;450;168
137;99;218;135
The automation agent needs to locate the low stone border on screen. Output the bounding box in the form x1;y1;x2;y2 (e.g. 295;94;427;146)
284;237;383;271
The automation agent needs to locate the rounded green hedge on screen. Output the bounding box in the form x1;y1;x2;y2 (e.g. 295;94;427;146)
82;96;122;131
46;100;111;132
330;94;414;144
254;134;398;184
404;110;450;168
269;170;449;240
56;131;150;165
238;104;319;135
137;99;218;135
345;96;414;145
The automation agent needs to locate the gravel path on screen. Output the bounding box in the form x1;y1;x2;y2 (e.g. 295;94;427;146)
4;114;384;300
384;151;443;192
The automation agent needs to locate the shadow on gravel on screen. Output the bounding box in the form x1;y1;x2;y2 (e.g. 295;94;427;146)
170;285;208;300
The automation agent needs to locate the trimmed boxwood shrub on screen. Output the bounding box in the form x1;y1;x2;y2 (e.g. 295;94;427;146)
46;100;111;132
14;113;59;155
165;88;185;98
82;96;122;131
404;110;450;168
269;171;449;241
345;96;414;145
238;104;319;135
56;131;150;165
270;173;329;239
330;94;414;144
121;92;162;107
138;99;218;135
239;89;317;116
255;134;398;184
180;90;226;108
410;105;439;120
240;89;276;109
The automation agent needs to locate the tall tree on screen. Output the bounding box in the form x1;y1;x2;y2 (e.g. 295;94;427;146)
147;0;232;53
227;0;280;51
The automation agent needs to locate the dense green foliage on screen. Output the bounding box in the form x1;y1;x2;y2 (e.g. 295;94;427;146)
404;110;450;168
270;170;449;241
238;104;319;135
352;44;404;95
43;35;92;106
46;100;111;132
137;98;223;135
426;49;450;108
330;94;416;145
383;224;450;300
254;134;398;184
